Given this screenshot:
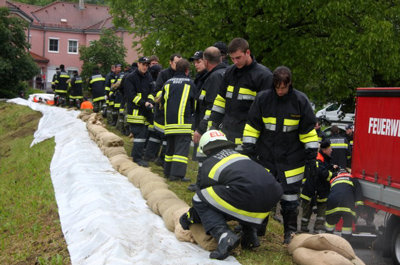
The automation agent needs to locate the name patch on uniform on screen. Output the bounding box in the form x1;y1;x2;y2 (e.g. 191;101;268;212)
291;114;301;118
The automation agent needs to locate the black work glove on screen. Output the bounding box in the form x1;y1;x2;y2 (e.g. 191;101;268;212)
306;159;317;180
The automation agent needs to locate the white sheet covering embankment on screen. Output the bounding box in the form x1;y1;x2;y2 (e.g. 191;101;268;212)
7;98;240;265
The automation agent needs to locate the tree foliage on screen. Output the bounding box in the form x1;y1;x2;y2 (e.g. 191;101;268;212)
79;29;127;85
108;0;400;106
0;8;38;98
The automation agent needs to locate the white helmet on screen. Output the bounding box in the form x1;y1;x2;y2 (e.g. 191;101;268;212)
199;130;236;153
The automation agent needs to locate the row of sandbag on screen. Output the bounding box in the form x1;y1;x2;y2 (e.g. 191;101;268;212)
288;233;366;265
78;112;218;251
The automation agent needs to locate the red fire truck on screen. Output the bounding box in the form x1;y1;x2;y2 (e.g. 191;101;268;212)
353;87;400;264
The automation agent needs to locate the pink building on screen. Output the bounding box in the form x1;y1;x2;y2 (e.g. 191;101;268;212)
1;0;141;90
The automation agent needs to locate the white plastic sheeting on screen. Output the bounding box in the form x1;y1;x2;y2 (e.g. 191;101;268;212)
7;98;240;265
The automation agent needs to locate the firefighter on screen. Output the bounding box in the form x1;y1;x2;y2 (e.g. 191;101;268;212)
179;130;283;260
315;119;326;143
124;57;154;167
88;67;106;114
51;67;60;92
208;38;273;153
105;65;115;122
161;59;195;181
243;66;319;244
345;124;354;168
55;64;70;106
189;46;227;192
109;64;124;126
325;170;365;240
68;70;83;109
300;140;339;233
328;125;350;169
153;54;182;168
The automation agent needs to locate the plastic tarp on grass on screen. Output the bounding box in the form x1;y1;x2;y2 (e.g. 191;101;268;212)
7;98;240;265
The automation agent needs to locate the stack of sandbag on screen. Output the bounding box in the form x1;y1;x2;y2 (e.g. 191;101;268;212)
288;233;366;265
77;113;218;251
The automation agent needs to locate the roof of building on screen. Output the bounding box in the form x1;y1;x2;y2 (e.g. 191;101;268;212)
30;51;49;63
2;1;117;31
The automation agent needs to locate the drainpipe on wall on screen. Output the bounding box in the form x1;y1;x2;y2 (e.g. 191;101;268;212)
79;0;84;10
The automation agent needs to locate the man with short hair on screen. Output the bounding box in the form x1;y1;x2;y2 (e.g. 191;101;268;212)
55;64;70;106
189;46;227;192
243;66;319;244
149;55;160;66
88;67;106;113
345;124;354;168
161;59;196;181
329;125;350;169
68;70;83;109
124;57;154;167
209;38;273;153
300;140;338;233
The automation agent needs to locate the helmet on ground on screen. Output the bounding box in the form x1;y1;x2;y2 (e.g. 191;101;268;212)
199;130;236;153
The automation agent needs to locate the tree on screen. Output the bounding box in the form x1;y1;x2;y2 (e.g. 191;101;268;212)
79;28;127;86
108;0;400;106
0;8;38;98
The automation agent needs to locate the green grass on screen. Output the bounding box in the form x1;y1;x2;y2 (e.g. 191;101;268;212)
0;101;293;264
0;101;70;265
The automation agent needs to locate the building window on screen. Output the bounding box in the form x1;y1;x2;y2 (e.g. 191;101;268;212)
49;38;59;53
68;40;78;54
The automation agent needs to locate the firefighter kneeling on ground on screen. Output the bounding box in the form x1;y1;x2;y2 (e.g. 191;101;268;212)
179;130;283;260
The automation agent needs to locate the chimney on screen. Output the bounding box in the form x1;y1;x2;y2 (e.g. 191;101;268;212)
79;0;84;10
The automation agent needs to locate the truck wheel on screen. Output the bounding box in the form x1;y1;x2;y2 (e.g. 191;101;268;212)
320;118;331;127
392;225;400;265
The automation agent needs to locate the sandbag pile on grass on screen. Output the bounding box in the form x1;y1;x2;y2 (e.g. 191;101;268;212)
288;233;365;265
77;114;218;251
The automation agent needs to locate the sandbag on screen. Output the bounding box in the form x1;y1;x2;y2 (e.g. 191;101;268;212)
140;181;169;200
189;224;218;251
109;154;131;171
351;256;366;265
146;189;179;215
138;174;166;188
118;161;137;175
99;132;124;147
157;198;188;216
104;146;127;158
293;247;353;265
299;233;356;260
288;233;314;255
87;124;107;136
127;168;158;187
173;207;195;243
162;204;185;232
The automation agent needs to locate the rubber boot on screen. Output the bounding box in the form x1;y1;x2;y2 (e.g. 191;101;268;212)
101;104;107;118
209;226;240;260
313;202;327;233
257;216;269;236
110;113;118;126
281;210;298;244
76;99;81;109
241;225;260;249
69;99;74;108
300;199;312;233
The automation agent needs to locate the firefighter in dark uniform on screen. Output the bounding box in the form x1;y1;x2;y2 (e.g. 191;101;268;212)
88;67;106;114
143;64;163;162
51;67;60;92
328;125;350;169
55;64;70;106
161;59;195;181
190;46;227;192
209;38;273;153
124;57;154;167
345;124;354;168
109;64;124;126
153;54;182;167
325;171;365;239
105;65;115;121
68;70;83;109
300;140;339;233
243;66;319;244
315;119;326;143
179;130;283;260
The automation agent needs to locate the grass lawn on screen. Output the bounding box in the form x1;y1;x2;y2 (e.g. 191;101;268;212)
0;100;293;264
